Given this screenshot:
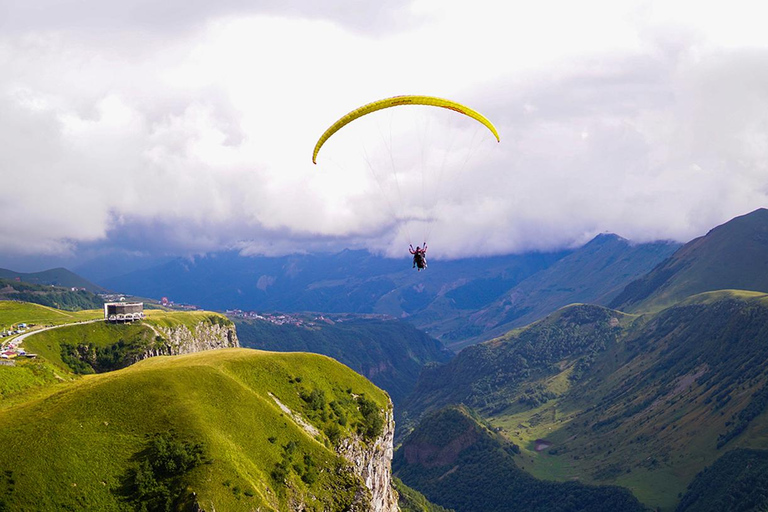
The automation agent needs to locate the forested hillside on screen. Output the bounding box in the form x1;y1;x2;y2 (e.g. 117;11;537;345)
676;449;768;512
393;406;646;512
235;314;452;406
402;292;768;510
0;278;104;311
402;304;629;426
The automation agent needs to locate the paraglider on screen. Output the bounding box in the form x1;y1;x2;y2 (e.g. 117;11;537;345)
312;95;500;165
312;95;499;270
410;243;428;271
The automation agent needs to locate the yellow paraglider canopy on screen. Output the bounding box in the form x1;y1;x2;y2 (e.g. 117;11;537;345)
312;95;500;164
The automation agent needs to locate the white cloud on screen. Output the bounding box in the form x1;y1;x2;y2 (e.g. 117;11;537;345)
2;0;768;266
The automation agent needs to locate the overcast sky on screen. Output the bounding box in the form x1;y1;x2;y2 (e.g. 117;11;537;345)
2;0;768;270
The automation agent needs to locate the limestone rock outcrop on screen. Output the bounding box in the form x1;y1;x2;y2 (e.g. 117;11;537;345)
140;321;239;359
336;407;399;512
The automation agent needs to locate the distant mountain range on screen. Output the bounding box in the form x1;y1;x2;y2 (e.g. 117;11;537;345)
97;249;565;316
430;233;679;348
91;233;677;349
0;267;105;293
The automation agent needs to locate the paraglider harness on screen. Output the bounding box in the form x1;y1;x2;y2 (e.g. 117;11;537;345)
409;244;428;271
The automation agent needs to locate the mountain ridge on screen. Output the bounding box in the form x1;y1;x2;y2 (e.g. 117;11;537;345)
610;208;768;312
0;267;106;293
434;234;678;348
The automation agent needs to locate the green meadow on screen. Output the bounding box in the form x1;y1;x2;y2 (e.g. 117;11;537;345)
0;300;101;330
143;309;233;331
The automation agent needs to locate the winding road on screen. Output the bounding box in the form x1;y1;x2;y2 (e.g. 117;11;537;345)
2;319;105;352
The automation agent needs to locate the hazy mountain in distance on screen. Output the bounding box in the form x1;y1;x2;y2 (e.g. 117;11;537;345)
98;233;675;350
0;267;105;293
99;249;568;316
74;252;175;284
426;234;679;349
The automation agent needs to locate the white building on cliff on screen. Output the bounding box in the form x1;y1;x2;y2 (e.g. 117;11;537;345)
104;302;144;323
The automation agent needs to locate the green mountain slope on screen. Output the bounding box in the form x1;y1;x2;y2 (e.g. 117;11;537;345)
403;293;768;510
611;208;768;312
0;267;106;293
435;235;678;349
23;319;158;374
0;278;104;311
0;348;392;511
402;304;631;427
393;406;647;512
20;310;234;376
235;314;452;407
1;304;237;408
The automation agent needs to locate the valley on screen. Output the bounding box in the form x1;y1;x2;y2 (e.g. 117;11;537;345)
400;293;768;510
5;210;768;510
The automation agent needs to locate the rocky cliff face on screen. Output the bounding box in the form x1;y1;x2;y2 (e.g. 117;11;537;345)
336;407;399;512
269;392;400;511
141;321;239;359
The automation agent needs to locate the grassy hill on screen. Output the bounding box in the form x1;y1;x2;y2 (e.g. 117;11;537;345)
0;303;235;407
393;405;646;512
20;310;235;375
143;309;230;329
22;320;160;374
0;348;391;511
235;314;452;407
610;208;768;313
402;293;768;510
0;300;101;329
